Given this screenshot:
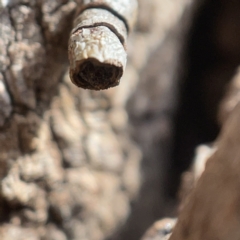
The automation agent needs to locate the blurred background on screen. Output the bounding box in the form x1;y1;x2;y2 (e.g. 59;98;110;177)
1;0;240;239
112;0;240;239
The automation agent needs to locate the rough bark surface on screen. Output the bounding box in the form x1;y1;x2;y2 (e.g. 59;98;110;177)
0;1;142;239
0;0;199;238
3;0;240;239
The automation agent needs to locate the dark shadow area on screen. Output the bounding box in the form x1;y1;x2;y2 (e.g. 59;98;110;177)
167;0;240;198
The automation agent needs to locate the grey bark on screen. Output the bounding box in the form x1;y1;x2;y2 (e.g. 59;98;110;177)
4;0;240;240
0;1;142;239
0;0;191;239
1;0;197;239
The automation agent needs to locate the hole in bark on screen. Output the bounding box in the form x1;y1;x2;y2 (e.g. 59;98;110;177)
72;59;122;90
0;199;12;223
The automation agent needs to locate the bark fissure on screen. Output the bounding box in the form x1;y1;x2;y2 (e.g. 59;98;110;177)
78;5;129;32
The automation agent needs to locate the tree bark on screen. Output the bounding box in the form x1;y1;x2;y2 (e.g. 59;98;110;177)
0;0;197;238
0;1;142;239
4;0;240;240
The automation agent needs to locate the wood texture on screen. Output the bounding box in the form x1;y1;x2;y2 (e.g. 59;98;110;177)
68;0;137;90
